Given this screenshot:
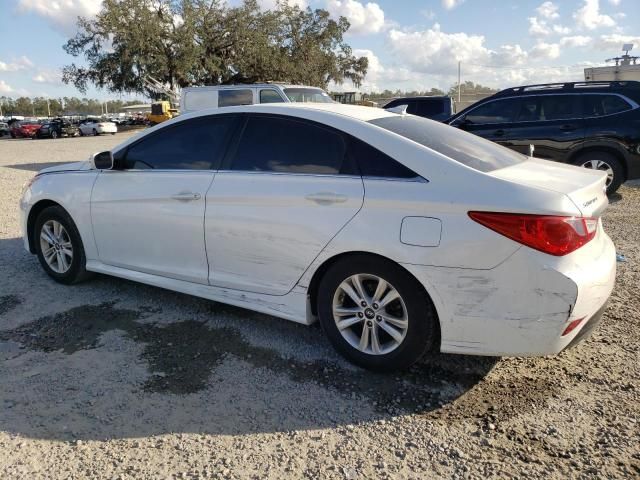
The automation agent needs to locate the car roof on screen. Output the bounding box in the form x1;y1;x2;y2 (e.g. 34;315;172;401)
182;84;325;91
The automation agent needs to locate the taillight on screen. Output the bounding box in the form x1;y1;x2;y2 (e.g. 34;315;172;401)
468;212;597;256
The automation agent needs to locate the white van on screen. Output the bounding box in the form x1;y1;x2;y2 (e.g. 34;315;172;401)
179;83;334;114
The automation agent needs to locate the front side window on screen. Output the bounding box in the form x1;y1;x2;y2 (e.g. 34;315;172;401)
260;89;285;103
218;89;253;107
231;115;348;174
464;98;520;124
123;116;236;170
283;88;333;103
415;99;445;117
584;95;633;117
370;115;526;173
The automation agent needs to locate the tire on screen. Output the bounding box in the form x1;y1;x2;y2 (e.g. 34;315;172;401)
34;206;92;285
51;130;58;139
317;255;438;372
93;129;99;136
79;129;84;136
574;151;624;194
10;133;16;138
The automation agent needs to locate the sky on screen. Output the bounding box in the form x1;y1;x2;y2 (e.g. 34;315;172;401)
0;0;638;100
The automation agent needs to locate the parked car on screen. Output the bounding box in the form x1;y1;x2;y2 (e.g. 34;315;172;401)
20;104;615;371
447;81;640;193
180;83;333;114
384;96;454;121
10;121;42;139
0;122;9;136
36;119;79;139
78;120;117;136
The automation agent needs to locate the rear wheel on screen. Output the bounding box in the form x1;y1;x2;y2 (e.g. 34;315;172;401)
317;255;438;371
34;206;92;284
93;128;99;136
574;151;624;194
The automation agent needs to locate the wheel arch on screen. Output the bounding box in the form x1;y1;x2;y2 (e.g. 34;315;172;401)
569;145;628;181
27;199;63;254
305;251;442;345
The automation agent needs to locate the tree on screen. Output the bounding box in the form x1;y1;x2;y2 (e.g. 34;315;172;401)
448;81;496;98
63;0;368;97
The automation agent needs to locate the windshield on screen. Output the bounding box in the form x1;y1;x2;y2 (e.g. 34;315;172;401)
284;88;333;103
369;115;526;172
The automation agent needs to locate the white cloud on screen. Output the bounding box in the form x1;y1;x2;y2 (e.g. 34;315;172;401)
573;0;615;30
33;70;63;85
559;35;592;47
442;0;464;10
528;17;551;36
593;33;640;50
0;80;14;94
530;42;561;59
326;0;385;35
258;0;306;9
17;0;102;35
0;56;34;72
552;25;571;35
421;9;436;20
536;1;559;19
608;0;621;5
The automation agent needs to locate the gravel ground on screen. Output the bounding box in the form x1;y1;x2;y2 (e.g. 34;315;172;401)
0;133;638;479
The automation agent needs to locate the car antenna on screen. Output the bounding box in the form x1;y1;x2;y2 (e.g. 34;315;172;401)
385;104;409;115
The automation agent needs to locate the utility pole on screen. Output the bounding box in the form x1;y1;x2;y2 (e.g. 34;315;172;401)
457;60;462;104
46;98;51;118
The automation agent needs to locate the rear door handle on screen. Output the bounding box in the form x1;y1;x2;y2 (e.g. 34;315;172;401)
305;192;348;205
560;124;576;132
171;192;201;201
493;129;505;137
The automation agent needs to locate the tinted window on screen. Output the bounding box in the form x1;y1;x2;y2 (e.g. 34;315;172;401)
123;116;235;170
231;116;347;174
584;95;632;117
415;99;445;116
370;115;526;173
465;98;520;124
260;89;285;103
350;137;418;179
218;89;253;107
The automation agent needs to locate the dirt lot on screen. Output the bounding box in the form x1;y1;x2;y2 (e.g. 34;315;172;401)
0;133;638;479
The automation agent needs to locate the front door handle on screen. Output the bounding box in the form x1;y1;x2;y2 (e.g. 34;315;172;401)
171;192;201;201
559;124;576;132
305;192;348;205
493;129;505;137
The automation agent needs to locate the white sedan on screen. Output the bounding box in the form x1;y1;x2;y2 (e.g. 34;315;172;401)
19;104;615;371
78;120;117;136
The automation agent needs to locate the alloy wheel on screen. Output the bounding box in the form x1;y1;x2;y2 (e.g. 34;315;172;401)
581;159;614;187
332;274;408;355
39;220;73;274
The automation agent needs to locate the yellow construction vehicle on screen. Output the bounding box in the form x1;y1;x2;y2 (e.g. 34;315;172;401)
146;101;178;125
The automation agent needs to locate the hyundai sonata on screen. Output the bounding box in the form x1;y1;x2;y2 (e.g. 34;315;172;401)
20;104;615;371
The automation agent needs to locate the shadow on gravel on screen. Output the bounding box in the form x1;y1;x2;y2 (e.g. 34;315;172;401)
0;299;518;440
3;161;70;172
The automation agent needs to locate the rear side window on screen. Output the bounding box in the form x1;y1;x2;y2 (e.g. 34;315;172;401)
584;95;633;117
370;115;526;173
184;90;217;111
260;89;285;103
231;115;348;174
349;138;418;179
415;99;445;116
464;98;520;124
123;116;236;170
218;89;253;107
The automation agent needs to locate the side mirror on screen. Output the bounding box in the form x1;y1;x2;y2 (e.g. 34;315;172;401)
91;151;114;170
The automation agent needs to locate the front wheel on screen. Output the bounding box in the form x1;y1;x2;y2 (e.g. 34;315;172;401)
317;255;438;371
574;151;624;194
93;129;99;136
34;206;92;284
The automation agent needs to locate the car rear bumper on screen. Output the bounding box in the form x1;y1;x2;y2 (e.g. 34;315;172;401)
402;226;616;357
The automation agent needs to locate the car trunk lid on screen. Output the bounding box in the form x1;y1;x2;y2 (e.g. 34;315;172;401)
490;158;609;217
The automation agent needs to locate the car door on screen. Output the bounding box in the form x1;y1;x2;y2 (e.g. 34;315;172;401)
91;115;239;284
205;114;365;295
506;94;585;161
451;97;521;147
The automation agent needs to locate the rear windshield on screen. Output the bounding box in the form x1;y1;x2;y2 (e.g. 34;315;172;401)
369;115;526;172
284;88;333;103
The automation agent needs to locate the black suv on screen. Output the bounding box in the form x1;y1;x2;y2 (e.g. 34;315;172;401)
36;119;79;139
384;96;454;122
447;81;640;193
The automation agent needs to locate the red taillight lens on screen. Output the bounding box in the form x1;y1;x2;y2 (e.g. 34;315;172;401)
468;212;597;256
562;317;586;336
